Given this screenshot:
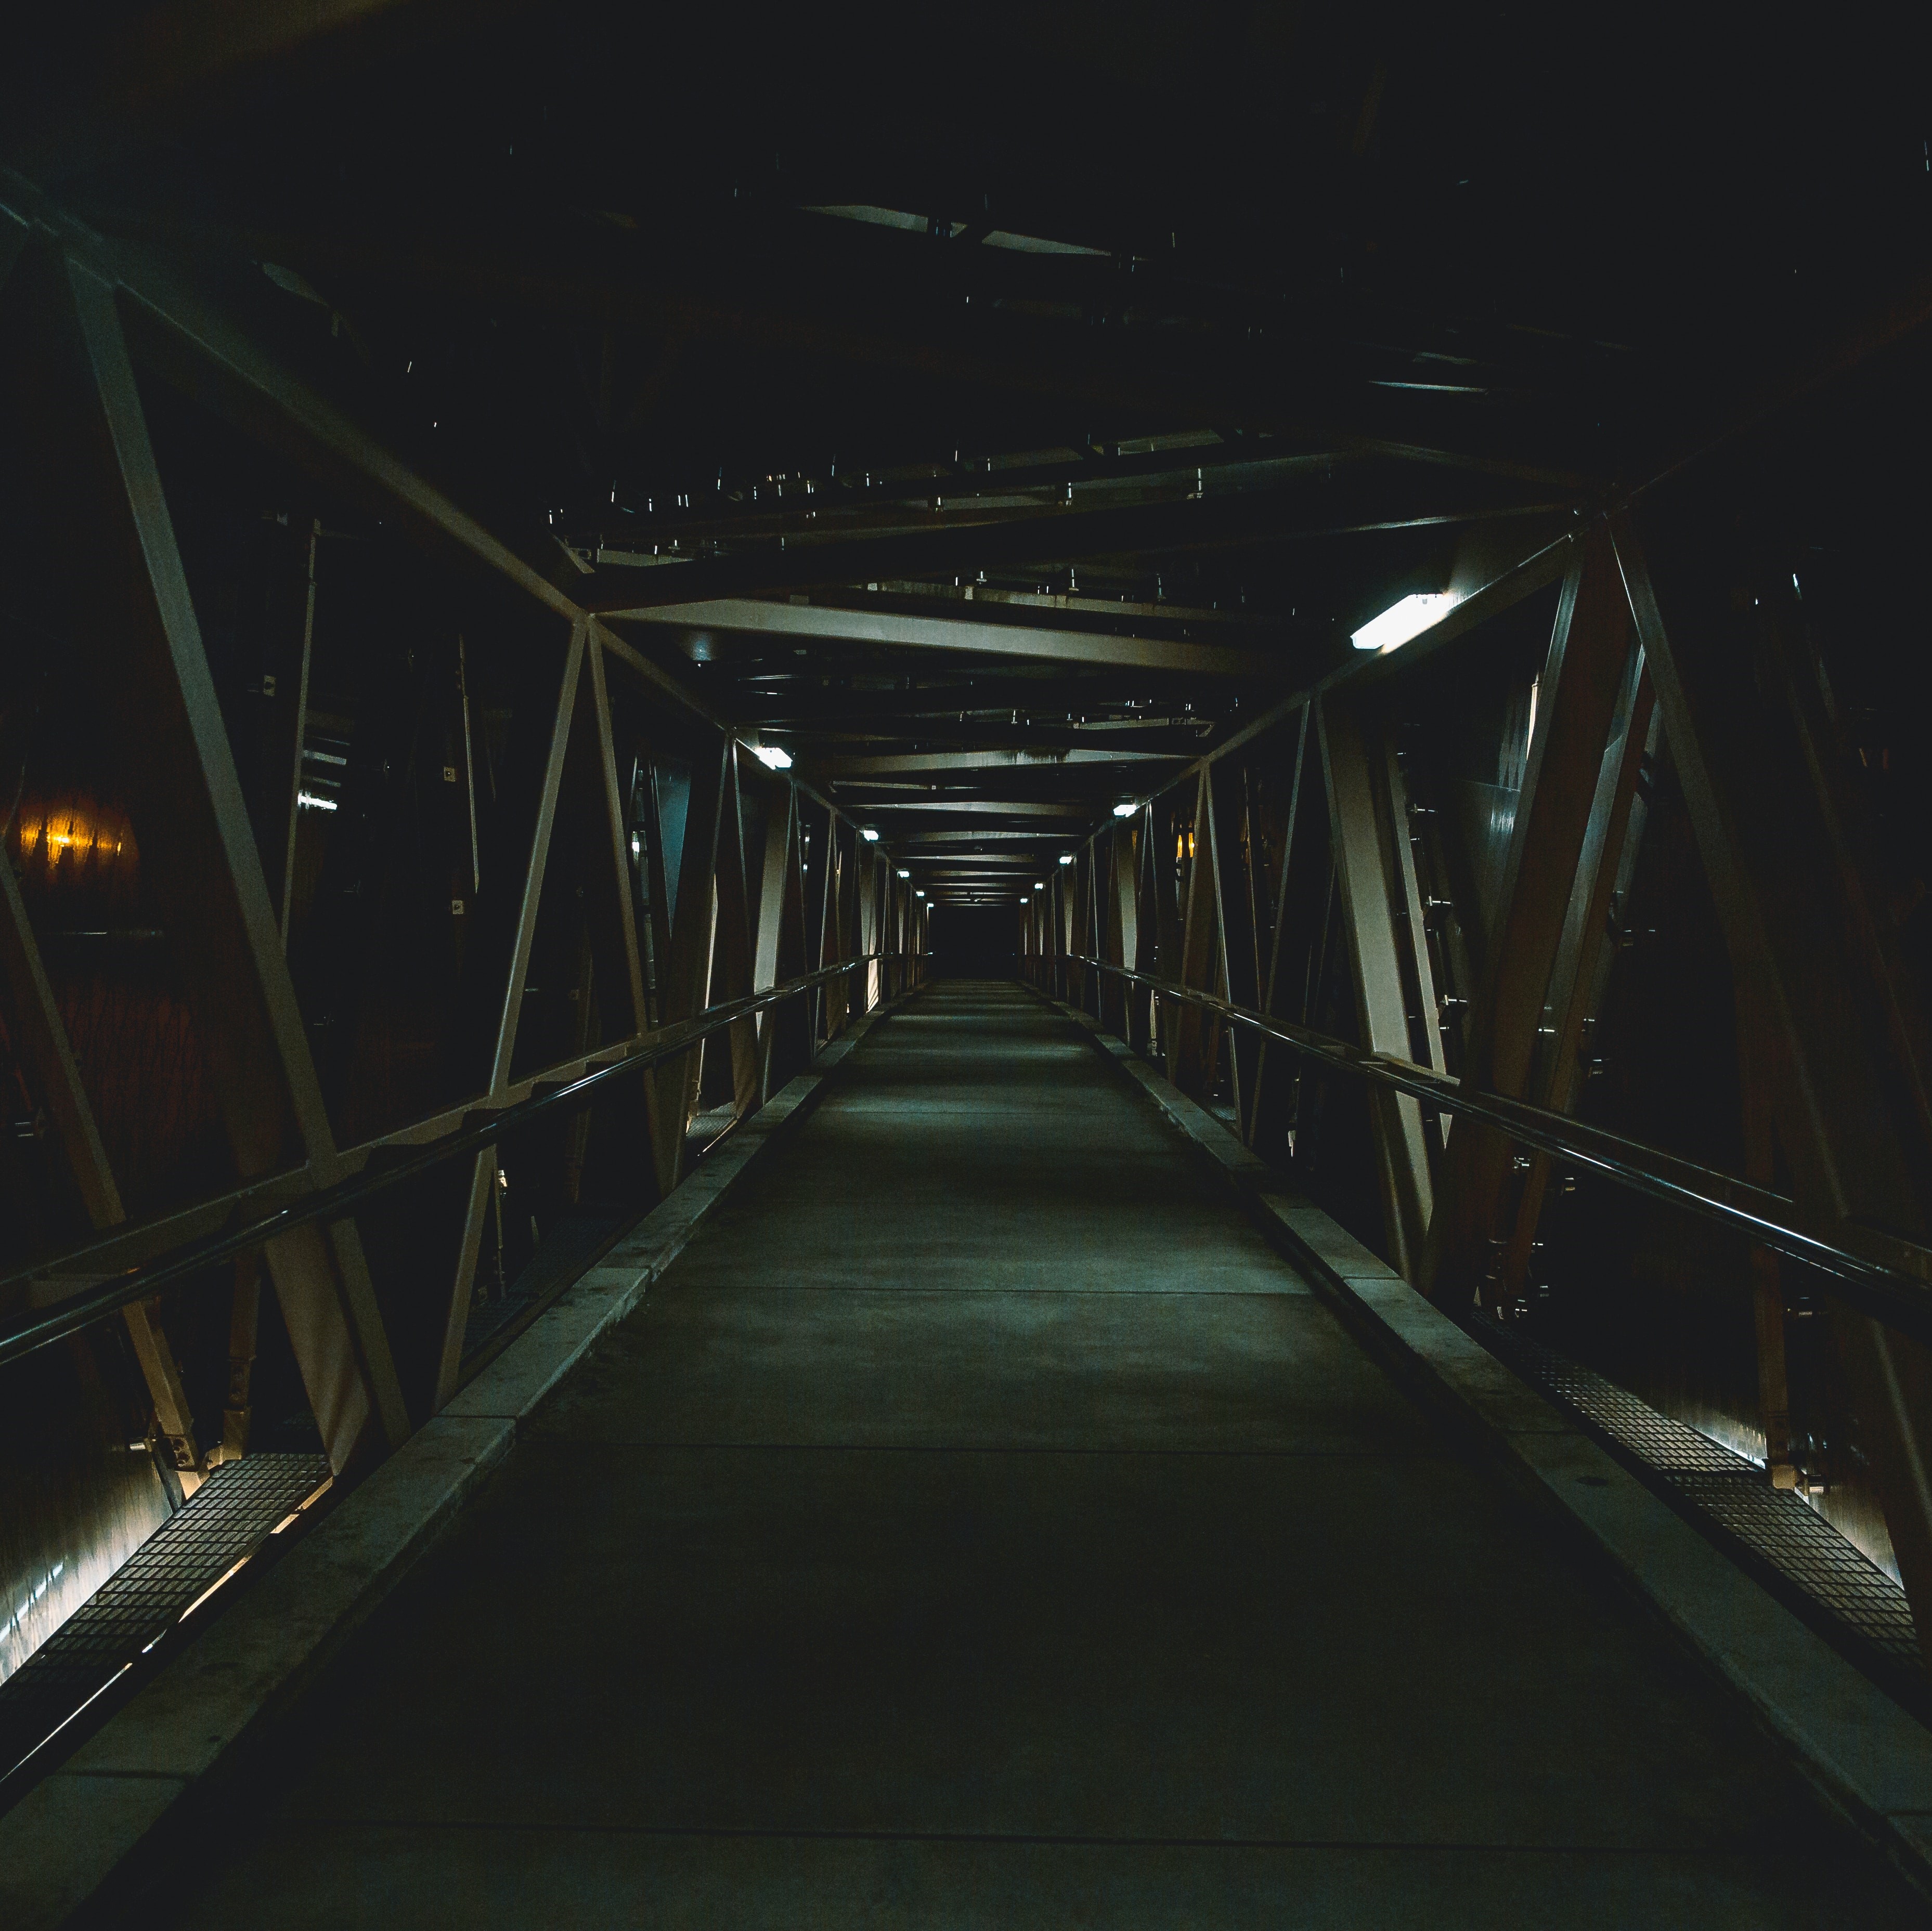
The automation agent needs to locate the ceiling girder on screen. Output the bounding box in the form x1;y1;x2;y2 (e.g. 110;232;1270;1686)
588;471;1569;613
641;596;1283;676
804;746;1185;778
741;673;1228;725
890;828;1079;844
858;798;1088;817
782;721;1213;756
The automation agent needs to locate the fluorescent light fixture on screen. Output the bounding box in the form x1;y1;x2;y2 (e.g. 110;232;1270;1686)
1058;854;1074;866
1351;592;1458;654
297;791;339;812
1034;881;1045;890
749;742;793;771
914;889;925;897
1020;896;1029;904
860;827;879;842
897;868;911;879
1111;800;1138;818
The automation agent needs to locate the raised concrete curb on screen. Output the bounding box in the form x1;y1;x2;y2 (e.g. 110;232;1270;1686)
1048;994;1932;1905
0;998;907;1931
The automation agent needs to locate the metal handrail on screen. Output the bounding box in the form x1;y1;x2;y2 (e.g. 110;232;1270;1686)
1062;954;1932;1345
0;954;905;1369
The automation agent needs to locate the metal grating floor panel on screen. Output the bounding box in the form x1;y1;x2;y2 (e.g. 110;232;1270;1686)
0;1451;332;1782
1476;1320;1923;1691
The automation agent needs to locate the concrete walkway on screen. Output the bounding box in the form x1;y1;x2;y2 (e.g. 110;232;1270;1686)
162;984;1923;1927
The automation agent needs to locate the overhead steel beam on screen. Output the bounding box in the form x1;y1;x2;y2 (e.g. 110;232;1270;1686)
781;720;1216;757
586;449;1340;543
803;747;1182;778
857;580;1293;630
891;828;1079;844
638;597;1285;676
842;778;1094;792
744;675;1227;724
857;799;1089;817
588;478;1568;614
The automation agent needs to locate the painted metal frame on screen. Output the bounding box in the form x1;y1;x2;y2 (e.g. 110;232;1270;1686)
0;187;926;1494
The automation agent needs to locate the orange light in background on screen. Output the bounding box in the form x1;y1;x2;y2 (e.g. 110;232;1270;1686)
10;795;139;895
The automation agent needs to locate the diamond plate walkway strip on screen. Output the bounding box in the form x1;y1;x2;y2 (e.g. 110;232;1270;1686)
1479;1320;1923;1687
0;1453;332;1785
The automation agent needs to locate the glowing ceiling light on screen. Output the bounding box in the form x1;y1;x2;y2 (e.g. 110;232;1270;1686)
860;827;879;842
1034;881;1045;890
1058;853;1074;866
1351;591;1458;654
297;791;339;812
749;742;793;771
897;868;911;879
915;889;925;897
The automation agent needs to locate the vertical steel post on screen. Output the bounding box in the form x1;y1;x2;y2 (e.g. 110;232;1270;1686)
655;737;729;1190
1319;694;1435;1277
433;622;589;1407
1169;769;1218;1096
60;256;408;1469
1496;667;1658;1304
1248;706;1312;1144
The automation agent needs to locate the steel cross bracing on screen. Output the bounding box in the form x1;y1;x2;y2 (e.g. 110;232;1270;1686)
1019;474;1932;1679
1062;956;1932;1347
0;954;899;1373
0;177;930;1519
7;110;1932;1769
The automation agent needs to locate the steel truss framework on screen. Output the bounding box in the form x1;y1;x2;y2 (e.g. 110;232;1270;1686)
2;140;1932;1738
1023;508;1932;1674
0;182;929;1538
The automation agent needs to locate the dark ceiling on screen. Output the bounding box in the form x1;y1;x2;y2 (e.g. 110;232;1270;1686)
7;2;1929;898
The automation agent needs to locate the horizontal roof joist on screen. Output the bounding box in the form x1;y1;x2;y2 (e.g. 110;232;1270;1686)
588;471;1570;614
641;597;1280;677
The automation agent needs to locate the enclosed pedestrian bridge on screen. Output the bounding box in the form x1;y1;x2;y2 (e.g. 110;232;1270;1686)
4;10;1932;1925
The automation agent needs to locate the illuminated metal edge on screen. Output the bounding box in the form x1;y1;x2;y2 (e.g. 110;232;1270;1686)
1072;957;1932;1343
0;1453;332;1793
1476;1319;1922;1703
